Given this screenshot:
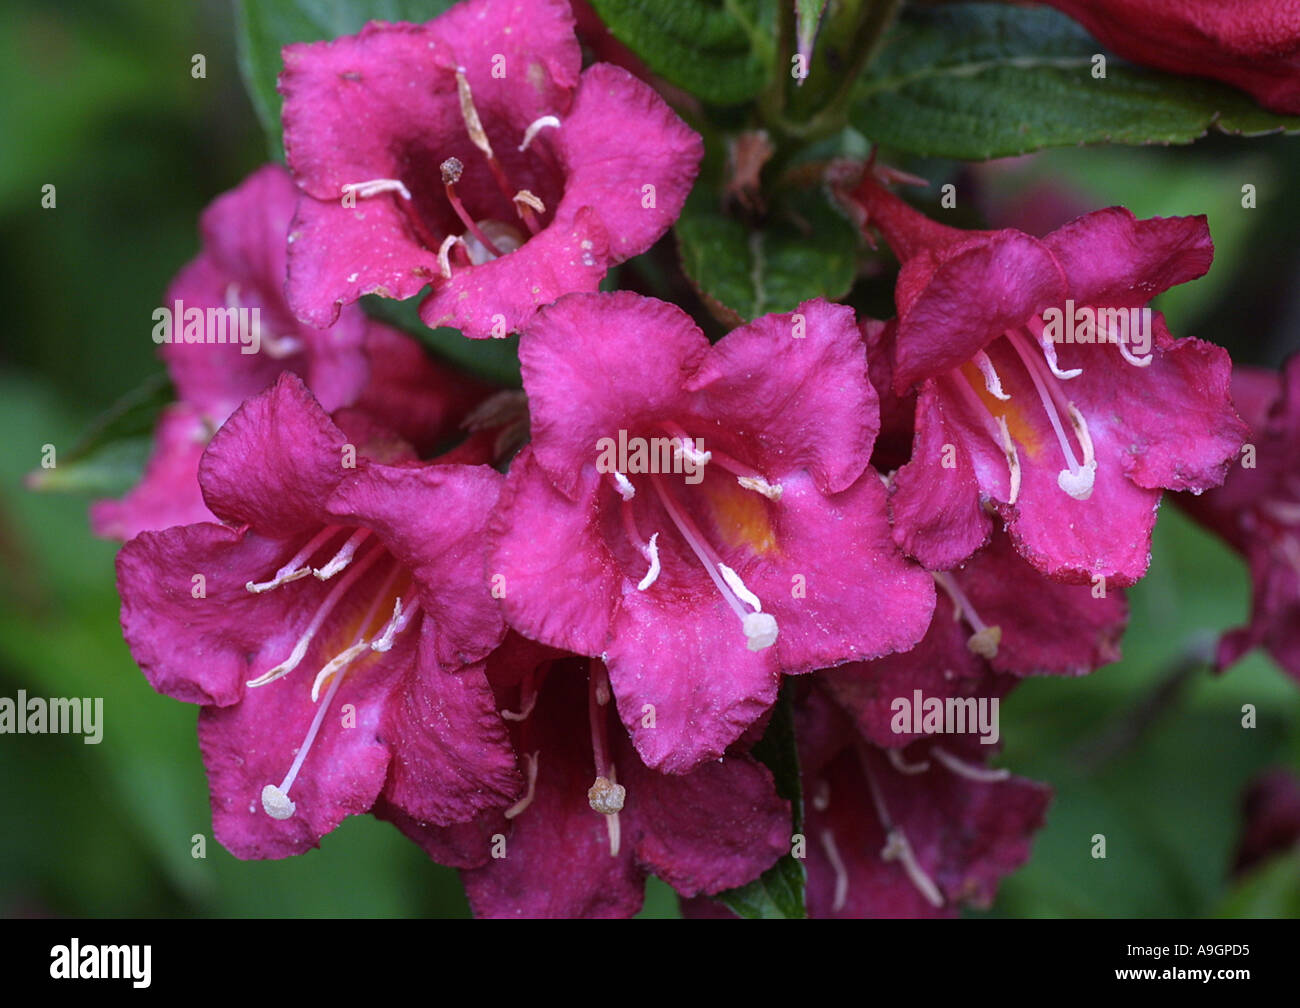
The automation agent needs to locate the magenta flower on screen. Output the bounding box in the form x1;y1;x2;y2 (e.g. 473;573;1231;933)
794;685;1050;918
490;291;936;773
837;172;1247;585
1179;356;1300;681
116;374;517;857
821;526;1127;750
93;163;483;541
389;641;790;917
278;0;702;338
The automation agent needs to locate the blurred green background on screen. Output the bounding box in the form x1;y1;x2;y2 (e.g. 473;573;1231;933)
0;0;1297;917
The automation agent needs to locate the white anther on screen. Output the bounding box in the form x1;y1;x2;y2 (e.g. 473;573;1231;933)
737;475;783;500
261;784;296;820
518;115;561;152
341;178;412;201
973;350;1010;401
637;532;661;591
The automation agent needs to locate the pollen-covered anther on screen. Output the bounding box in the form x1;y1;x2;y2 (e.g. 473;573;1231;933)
737;474;783;500
994;415;1021;505
440;157;464;185
512;190;545;214
341;178;412;201
454;68;494;159
314;527;370;580
973;350;1010;401
588;774;626;815
743;612;779;651
504;751;539;820
612;470;636;501
261;784;296;820
966;624;1002;660
673;437;711;468
518;115;561;152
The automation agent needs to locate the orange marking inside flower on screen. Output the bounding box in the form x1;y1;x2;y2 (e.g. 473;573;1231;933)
958;361;1044;461
702;476;778;556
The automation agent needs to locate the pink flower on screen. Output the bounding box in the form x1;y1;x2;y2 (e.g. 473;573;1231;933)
490;291;935;773
390;642;791;917
279;0;701;338
821;526;1128;750
1179;356;1300;681
794;685;1050;918
1042;0;1300;115
116;374;516;858
92;164;484;541
837;171;1247;586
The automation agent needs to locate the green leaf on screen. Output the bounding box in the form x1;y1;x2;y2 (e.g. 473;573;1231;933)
676;186;858;324
234;0;458;157
588;0;776;105
716;687;807;919
852;4;1300;161
26;371;172;496
362;293;521;387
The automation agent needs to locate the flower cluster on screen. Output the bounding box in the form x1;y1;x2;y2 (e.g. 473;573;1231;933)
102;0;1273;917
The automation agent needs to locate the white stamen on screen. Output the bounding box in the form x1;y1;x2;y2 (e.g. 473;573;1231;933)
743;612;779;651
932;746;1011;782
718;562;763;613
994;415;1021;506
310;641;370;702
882;828;945;908
737;474;783;500
650;476;777;651
455;68;493;158
862;750;944;908
674;437;712;468
1040;334;1082;380
1006;330;1094;501
973;350;1011;401
500;685;537;722
314;528;371;580
245;546;383;688
261;784;296;820
504;751;539;819
811;778;831;812
587;773;626;814
1118;338;1153;368
260;647;349;819
341;178;412;201
518;115;561;152
260;333;304;359
612;470;636;501
247;526;340;593
437;234;466;279
885;748;931;774
637;532;661;591
512;189;545;214
819;831;850;912
370;597;415;653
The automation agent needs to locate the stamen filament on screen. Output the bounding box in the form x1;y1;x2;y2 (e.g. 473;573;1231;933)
860;750;944;908
885;747;931;775
245;544;385;688
341;178;412;201
314;527;371;580
931;571;1001;660
441;158;505;257
932;746;1011;782
819;830;850;912
260;651;348;820
504;751;539;819
1005;330;1095;500
518;115;560;152
247;525;342;593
